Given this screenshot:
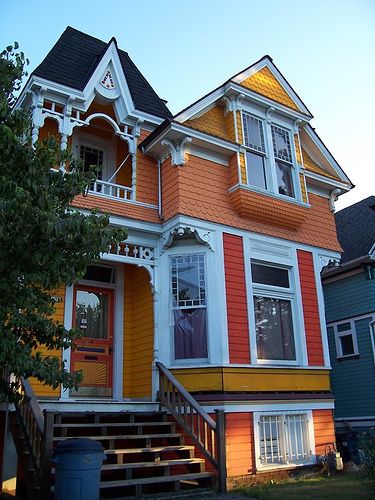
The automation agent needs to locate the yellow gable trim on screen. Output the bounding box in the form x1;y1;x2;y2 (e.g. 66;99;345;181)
240;67;300;111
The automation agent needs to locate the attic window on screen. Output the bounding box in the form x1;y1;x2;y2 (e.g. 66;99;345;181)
101;70;115;89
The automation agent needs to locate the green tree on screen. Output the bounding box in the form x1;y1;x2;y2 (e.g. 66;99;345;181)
0;44;127;402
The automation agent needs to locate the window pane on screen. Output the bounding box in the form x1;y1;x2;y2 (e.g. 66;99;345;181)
76;290;109;339
80;145;103;180
174;308;208;359
254;296;296;360
285;414;309;462
340;334;355;356
243;114;265;152
259;416;283;464
251;263;289;288
246;151;267;189
337;322;351;333
171;255;206;306
171;255;208;359
276;161;295;198
271;125;292;162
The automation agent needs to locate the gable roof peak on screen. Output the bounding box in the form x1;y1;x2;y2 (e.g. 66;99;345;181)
31;27;172;119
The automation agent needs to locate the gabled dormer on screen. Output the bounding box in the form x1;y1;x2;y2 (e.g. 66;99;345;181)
16;27;171;210
143;55;352;230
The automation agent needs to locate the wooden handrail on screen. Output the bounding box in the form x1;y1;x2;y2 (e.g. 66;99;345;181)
13;377;54;499
156;362;227;493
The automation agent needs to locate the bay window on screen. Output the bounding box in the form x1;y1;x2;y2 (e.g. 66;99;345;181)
242;112;297;199
251;261;296;362
256;412;311;467
170;254;208;360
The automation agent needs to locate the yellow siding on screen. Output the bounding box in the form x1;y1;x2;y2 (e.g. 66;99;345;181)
30;286;65;398
294;134;302;164
302;148;340;180
239;152;247;184
300;173;308;203
236;111;243;144
185;106;229;140
123;265;153;398
224;112;236;142
240;67;300;111
171;367;331;392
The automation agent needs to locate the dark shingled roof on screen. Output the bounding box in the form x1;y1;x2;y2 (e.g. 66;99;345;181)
335;196;375;264
33;26;172;120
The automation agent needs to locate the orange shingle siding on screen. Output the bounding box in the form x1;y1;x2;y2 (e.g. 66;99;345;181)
230;188;309;230
240;67;300;111
313;409;336;455
226;412;256;476
161;154;341;252
302;148;341;181
72;194;160;223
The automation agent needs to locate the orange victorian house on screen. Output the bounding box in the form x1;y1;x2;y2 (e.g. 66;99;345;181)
5;26;352;497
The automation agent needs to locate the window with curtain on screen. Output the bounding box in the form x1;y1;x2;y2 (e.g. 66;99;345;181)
170;254;208;360
251;261;296;362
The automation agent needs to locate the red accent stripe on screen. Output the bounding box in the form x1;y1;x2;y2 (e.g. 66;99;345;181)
223;233;250;363
297;250;324;366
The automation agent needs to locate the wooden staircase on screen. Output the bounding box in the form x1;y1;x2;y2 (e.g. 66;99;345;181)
11;363;226;499
51;411;215;498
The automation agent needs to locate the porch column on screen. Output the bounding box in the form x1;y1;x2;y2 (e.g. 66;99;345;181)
152;288;160;401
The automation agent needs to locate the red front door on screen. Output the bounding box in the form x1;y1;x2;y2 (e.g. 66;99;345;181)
71;285;114;397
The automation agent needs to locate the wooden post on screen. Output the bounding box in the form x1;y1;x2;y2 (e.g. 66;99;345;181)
40;410;55;500
215;409;227;494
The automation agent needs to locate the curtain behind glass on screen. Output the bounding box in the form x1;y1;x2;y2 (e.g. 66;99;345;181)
254;295;296;360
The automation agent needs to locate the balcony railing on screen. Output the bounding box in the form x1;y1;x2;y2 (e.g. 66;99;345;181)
89;179;133;201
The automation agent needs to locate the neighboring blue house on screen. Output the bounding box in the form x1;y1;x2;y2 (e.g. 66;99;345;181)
322;196;375;434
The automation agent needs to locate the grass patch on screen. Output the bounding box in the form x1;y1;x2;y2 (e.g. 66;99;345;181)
236;472;374;500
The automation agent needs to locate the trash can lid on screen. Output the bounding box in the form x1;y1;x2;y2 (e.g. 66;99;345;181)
55;438;104;454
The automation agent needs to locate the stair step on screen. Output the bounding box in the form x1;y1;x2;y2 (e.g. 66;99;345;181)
105;445;195;456
53;421;173;428
53;433;182;442
100;471;214;489
102;458;204;471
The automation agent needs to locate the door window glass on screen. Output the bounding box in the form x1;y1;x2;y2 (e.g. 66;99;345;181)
76;290;109;339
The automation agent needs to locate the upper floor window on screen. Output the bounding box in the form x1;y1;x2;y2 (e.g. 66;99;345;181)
170;254;208;360
242;112;297;199
251;261;296;362
332;320;359;358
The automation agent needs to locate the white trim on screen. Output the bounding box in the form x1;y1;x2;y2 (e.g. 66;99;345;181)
60;285;74;400
303;125;352;186
313;253;331;368
201;402;334;413
331;319;360;359
245;238;307;367
113;264;124;399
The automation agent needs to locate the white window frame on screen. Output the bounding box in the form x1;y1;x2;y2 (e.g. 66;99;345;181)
241;111;300;202
254;410;315;470
251;260;299;366
169;251;209;363
331;319;359;359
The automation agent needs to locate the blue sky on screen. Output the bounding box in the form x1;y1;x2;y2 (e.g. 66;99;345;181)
1;0;374;210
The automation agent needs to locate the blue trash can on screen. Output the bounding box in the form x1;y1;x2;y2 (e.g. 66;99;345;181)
51;438;106;500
